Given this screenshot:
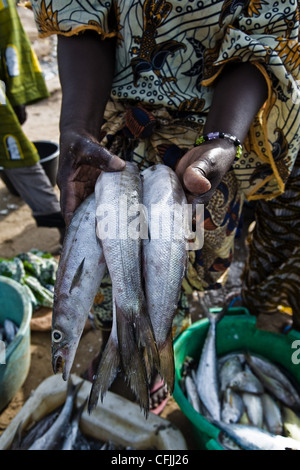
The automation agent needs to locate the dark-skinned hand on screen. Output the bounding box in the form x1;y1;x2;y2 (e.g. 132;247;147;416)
57;129;125;225
176;139;236;205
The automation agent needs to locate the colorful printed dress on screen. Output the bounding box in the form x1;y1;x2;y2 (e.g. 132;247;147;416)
0;0;49;168
29;0;300;330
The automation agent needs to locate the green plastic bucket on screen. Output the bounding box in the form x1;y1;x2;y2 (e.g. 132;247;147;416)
0;276;32;412
173;307;300;450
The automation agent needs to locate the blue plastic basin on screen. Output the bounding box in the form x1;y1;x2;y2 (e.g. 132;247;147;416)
0;276;32;411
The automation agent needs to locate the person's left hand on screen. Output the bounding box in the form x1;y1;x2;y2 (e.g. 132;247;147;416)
13;104;27;125
176;139;236;205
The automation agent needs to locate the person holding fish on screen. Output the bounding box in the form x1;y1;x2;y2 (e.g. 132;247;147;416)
29;0;300;413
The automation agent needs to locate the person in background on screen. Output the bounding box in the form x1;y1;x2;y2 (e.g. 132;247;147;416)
29;0;300;411
0;0;65;246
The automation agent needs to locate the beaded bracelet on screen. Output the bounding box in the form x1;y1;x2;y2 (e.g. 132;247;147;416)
195;132;243;161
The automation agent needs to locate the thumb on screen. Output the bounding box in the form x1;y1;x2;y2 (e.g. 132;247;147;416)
80;142;126;171
183;162;212;195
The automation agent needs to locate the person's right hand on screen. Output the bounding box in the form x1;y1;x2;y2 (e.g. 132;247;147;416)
57;129;125;225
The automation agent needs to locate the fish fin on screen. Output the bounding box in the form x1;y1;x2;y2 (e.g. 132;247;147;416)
157;332;175;394
69;257;85;293
88;336;121;413
115;304;150;416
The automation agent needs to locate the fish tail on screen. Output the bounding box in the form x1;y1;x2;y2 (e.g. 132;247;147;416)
206;308;226;325
116;305;150;416
73;397;88;422
135;308;160;382
197;293;227;325
67;376;84;400
88;337;121;413
157;333;175;394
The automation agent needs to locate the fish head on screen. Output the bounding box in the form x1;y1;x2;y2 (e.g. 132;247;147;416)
51;329;81;381
51;296;85;381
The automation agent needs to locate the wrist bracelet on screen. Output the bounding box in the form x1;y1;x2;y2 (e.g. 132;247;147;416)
194;132;243;161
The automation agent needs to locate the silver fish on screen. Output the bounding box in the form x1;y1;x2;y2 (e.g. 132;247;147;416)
210;418;300;450
185;371;202;414
228;368;264;395
218;352;246;368
141;164;188;392
29;379;83;450
242;392;263;428
3;318;18;344
219;355;243;393
51;193;107;381
221;388;245;424
13;409;61;450
246;353;300;409
61;399;87;450
218;432;243;450
261;393;283;435
282;406;300;441
195;303;226;420
91;161;159;415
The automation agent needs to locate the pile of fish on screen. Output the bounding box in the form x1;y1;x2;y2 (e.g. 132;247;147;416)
10;379;138;450
52;162;188;416
0;318;19;346
180;303;300;450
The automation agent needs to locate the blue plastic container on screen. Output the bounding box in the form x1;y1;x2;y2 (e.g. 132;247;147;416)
0;276;32;411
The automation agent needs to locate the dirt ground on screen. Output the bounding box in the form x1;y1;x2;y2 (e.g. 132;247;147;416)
0;6;293;451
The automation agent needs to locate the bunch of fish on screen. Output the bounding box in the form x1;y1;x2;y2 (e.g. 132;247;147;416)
10;379;136;450
52;162;188;416
11;379;85;450
180;302;300;450
0;318;19;346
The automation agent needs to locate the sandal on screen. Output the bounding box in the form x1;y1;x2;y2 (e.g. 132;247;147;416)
82;352;102;382
150;378;169;415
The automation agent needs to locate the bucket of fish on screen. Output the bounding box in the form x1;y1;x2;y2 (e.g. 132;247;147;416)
0;276;32;412
173;307;300;450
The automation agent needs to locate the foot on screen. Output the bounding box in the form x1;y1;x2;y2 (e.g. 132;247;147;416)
149;376;169;415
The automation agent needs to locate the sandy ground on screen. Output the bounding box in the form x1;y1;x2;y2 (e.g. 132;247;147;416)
0;6;292;451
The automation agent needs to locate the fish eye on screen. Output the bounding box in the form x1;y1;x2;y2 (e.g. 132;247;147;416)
52;329;63;342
